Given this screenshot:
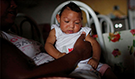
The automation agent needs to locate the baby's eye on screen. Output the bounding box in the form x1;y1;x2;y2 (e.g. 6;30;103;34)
75;23;79;24
65;21;69;23
75;22;80;24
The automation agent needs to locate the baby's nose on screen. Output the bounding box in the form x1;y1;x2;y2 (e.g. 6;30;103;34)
69;23;74;28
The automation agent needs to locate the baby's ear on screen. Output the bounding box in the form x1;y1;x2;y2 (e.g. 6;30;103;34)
56;14;60;23
81;17;83;20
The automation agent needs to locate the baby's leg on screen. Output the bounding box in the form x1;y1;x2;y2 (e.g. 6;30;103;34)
101;67;118;79
97;64;110;76
97;63;118;79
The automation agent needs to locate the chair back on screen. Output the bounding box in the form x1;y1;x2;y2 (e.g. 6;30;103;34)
11;13;44;45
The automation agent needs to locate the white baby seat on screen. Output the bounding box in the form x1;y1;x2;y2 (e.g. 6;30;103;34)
89;14;114;33
51;0;106;52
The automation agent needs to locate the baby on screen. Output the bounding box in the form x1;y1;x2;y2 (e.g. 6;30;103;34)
45;2;110;78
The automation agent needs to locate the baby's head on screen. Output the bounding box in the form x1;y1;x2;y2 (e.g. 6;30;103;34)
56;2;83;34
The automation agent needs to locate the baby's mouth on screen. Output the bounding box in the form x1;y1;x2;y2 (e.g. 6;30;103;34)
67;30;74;34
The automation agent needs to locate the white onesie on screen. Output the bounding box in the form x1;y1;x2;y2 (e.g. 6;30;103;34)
52;24;98;63
51;24;91;54
52;24;93;63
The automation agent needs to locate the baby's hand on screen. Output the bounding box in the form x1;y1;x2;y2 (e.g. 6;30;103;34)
58;53;66;58
87;58;99;70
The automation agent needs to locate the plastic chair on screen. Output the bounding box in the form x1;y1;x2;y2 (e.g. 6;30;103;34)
89;14;114;33
50;0;106;52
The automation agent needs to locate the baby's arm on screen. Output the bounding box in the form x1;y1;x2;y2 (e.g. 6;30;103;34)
85;34;101;69
45;29;66;59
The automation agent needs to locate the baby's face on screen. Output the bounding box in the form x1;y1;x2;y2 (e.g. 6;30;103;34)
59;8;82;34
